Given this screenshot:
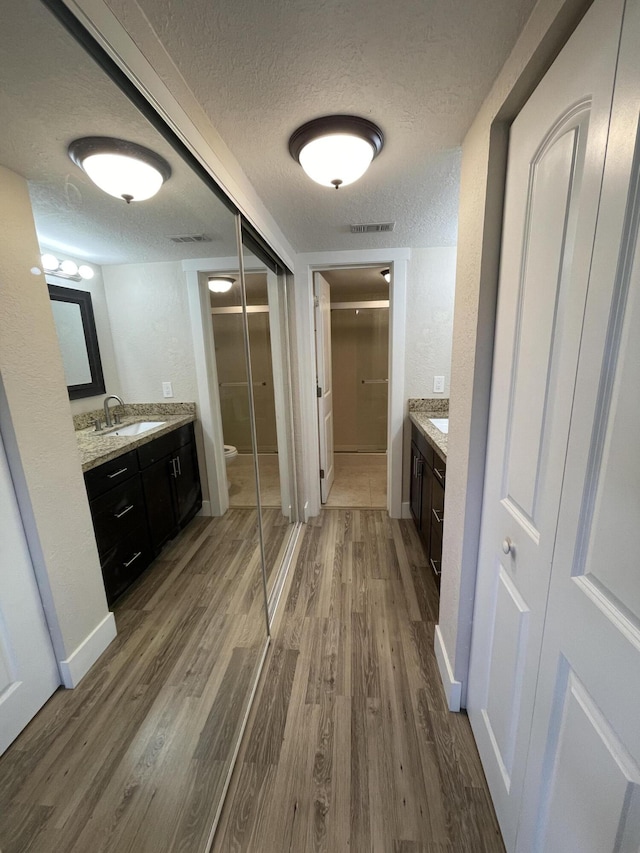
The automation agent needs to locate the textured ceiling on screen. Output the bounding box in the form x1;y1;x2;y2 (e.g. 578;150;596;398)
0;0;239;265
1;0;537;265
112;0;538;252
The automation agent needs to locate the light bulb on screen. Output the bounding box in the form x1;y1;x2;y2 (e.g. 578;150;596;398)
41;253;59;271
60;260;78;276
78;264;95;280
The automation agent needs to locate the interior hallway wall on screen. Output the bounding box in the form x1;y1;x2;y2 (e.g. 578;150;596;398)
0;165;115;682
402;246;457;504
102;260;198;403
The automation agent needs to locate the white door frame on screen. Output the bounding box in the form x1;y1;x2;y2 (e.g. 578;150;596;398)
294;249;410;519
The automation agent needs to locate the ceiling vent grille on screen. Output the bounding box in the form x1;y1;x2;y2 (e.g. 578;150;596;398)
350;222;395;234
168;234;213;243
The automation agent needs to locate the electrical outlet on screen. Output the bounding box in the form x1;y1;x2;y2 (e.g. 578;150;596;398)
433;375;445;393
162;381;174;398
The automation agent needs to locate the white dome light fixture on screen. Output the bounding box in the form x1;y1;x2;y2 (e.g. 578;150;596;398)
208;276;236;294
288;115;384;189
68;137;171;204
381;268;391;283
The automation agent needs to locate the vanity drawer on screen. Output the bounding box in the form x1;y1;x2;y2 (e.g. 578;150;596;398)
90;476;147;555
99;527;152;606
85;450;139;501
431;477;445;532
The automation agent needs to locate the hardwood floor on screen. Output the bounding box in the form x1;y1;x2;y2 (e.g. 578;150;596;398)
0;509;503;853
213;510;505;852
0;510;270;853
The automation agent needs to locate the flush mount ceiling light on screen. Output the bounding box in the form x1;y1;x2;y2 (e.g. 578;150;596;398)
288;115;384;189
208;276;236;293
68;137;171;204
381;269;391;283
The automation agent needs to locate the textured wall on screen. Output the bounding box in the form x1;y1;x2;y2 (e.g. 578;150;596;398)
439;0;593;705
102;261;198;404
402;246;456;502
0;166;111;660
405;247;456;399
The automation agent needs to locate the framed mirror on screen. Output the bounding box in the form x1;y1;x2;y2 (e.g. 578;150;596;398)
48;284;105;400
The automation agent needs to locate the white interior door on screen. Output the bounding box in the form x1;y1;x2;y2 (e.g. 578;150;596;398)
314;273;334;504
0;429;59;755
516;5;640;847
467;0;624;847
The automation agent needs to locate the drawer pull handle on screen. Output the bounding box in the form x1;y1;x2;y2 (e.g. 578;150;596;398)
430;558;441;576
176;456;182;476
107;467;128;479
434;467;445;481
114;504;134;519
432;508;444;524
123;551;142;568
171;458;178;478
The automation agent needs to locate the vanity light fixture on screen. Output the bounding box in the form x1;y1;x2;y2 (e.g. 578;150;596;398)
68;137;171;204
288;115;384;189
41;254;95;281
381;269;391;283
208;275;236;293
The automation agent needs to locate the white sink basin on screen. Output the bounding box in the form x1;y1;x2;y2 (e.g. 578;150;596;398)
429;418;449;434
104;421;165;437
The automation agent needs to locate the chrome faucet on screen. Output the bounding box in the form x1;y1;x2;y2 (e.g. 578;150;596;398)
103;394;125;427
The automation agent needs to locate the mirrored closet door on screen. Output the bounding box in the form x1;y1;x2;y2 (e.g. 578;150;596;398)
0;0;292;849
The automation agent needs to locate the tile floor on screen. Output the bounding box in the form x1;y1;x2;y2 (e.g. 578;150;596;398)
325;452;387;508
228;453;282;508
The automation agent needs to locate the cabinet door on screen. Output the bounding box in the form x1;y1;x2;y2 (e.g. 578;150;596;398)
141;456;179;554
174;442;202;527
409;442;422;525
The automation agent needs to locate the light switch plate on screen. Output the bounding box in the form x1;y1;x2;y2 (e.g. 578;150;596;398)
162;381;174;398
433;375;445;393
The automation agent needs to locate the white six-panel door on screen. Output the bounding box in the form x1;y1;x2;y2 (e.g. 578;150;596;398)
0;429;59;755
515;3;640;847
466;0;624;848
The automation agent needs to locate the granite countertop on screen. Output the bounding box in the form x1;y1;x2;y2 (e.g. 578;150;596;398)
75;403;196;472
409;412;448;462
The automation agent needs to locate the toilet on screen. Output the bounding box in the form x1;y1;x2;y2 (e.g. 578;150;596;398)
224;444;238;463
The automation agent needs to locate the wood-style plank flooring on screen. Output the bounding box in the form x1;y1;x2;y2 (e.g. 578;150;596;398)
0;510;272;853
213;510;505;852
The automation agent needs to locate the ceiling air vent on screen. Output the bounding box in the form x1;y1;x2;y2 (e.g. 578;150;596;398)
168;234;213;243
350;222;396;234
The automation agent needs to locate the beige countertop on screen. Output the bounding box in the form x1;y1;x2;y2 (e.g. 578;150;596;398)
76;413;195;473
409;411;448;462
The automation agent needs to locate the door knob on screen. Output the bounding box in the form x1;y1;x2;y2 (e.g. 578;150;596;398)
502;537;514;556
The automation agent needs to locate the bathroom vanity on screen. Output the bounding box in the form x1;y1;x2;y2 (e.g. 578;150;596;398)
80;414;201;604
408;412;447;589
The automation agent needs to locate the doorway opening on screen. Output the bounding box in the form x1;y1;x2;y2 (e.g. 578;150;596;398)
314;267;389;508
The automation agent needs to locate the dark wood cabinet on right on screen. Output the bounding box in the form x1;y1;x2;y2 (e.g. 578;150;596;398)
409;422;446;589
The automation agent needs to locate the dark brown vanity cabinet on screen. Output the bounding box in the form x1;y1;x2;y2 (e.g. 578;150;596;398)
138;424;202;553
409;423;446;588
85;422;202;604
85;451;152;605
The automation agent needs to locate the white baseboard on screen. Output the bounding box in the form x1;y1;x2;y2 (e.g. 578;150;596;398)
401;501;412;519
59;612;117;688
199;499;212;517
434;624;462;712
